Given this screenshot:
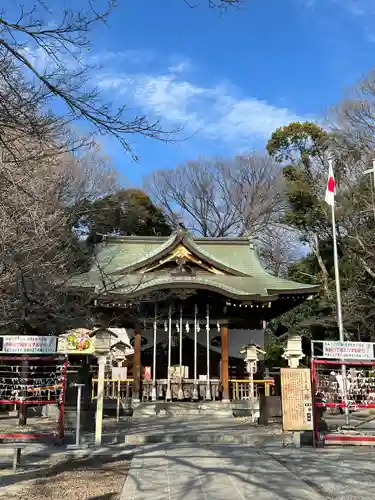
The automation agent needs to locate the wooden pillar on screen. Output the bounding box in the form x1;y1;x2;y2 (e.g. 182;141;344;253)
221;325;229;402
133;331;141;402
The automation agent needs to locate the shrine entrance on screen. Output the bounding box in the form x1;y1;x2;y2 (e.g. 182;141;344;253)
69;229;319;441
127;300;258;402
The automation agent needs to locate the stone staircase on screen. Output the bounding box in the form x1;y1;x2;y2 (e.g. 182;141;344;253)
131;400;261;419
64;400;290;447
123;416;290;447
64;416;291;447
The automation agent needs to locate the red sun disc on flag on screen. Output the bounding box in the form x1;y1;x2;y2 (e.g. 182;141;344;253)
327;176;335;192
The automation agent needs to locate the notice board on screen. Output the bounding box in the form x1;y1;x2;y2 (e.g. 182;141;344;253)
0;335;57;354
280;368;313;432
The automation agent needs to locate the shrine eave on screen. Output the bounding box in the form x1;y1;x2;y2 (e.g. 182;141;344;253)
67;274;319;303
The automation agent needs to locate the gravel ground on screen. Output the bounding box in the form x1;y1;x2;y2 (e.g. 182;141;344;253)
0;450;131;499
0;415;132;435
0;416;57;435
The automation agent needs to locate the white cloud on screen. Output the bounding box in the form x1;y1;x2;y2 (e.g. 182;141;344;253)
19;45;305;147
336;0;374;17
330;1;375;43
306;0;375;16
308;0;375;39
300;0;375;46
90;49;154;65
97;61;303;148
21;46;51;73
167;56;192;75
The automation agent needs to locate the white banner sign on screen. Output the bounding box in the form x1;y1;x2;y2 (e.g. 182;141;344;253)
322;341;374;360
1;335;57;354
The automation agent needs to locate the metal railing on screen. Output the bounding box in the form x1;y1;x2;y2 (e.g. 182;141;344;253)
92;378;274;402
230;379;275;401
91;379;133;401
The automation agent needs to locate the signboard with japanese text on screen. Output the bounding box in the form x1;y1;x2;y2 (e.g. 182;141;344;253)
0;335;57;354
280;368;313;432
322;341;374;360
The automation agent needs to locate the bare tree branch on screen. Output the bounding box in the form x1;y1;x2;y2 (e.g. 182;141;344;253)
183;0;243;9
0;1;176;159
143;153;298;274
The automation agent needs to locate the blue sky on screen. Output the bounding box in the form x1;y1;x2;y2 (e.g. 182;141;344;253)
24;0;375;185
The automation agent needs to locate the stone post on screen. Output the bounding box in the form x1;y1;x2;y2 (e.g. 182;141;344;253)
244;345;259;422
93;329;112;446
95;355;106;446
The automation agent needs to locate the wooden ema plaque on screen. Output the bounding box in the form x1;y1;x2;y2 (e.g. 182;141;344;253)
280;368;313;431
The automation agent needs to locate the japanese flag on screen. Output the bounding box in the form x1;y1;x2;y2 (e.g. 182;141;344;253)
325;160;335;206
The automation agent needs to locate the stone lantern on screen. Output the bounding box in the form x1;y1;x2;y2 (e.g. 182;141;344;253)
112;341;128;363
94;328;112;355
240;342;266;374
282;333;305;368
240;343;265;422
240;344;259;375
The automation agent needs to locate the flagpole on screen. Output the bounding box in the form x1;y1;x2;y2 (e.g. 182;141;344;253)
328;159;350;426
330;199;344;342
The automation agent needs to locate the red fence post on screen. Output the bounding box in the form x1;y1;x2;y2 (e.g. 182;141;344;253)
58;357;68;441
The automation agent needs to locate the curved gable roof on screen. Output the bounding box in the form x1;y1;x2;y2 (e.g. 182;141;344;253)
95;230;251;277
70;230;319;302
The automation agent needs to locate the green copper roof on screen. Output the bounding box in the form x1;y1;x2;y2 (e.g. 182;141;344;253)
91;240;163;272
90;233;277;277
68;230;319;300
68;272;317;299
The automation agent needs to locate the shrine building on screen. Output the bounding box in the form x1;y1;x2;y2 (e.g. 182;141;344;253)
68;229;319;403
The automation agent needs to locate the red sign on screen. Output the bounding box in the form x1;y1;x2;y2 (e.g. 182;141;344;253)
144;366;152;380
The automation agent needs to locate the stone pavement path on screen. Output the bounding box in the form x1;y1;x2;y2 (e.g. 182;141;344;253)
121;443;323;500
269;447;375;499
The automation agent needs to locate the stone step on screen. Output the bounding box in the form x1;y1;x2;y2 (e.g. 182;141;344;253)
124;432;289;446
132;401;259;419
64;430;291;447
63;413;291;448
133;401;233;408
64;432;128;446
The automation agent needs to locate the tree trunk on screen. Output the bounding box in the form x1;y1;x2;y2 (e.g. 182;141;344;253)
313;233;330;296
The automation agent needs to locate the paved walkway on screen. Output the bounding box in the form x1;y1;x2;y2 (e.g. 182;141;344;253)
121;443;323;499
268;447;375;499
